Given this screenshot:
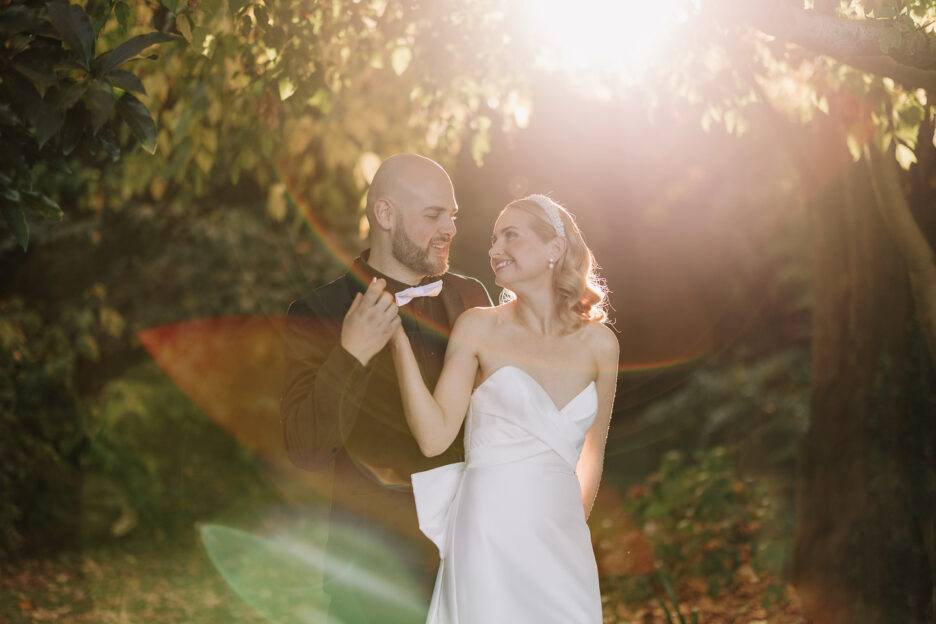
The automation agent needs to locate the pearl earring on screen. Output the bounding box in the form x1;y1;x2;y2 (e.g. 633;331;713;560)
548;258;555;270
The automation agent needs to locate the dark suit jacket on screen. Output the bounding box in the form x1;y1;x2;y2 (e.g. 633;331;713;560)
281;264;491;579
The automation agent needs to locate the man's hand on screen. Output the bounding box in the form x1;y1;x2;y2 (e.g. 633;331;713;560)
341;278;401;366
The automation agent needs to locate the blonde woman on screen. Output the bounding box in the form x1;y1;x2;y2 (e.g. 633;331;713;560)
389;195;618;623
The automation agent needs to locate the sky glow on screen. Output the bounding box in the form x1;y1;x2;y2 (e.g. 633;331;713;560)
523;0;694;83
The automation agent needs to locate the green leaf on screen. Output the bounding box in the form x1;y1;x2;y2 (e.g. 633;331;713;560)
278;77;296;101
46;1;95;68
92;32;177;76
36;91;65;148
899;102;925;126
0;69;42;125
255;5;269;27
391;46;412;75
57;80;88;110
895;142;917;169
106;69;146;94
116;92;156;153
167;136;194;178
88;132;120;161
22;191;63;221
0;4;51;36
86;82;115;133
175;13;192;42
1;183;20;203
1;202;29;251
11;52;59;89
115;1;130;31
90;0;112;35
846;133;863;162
60;103;85;155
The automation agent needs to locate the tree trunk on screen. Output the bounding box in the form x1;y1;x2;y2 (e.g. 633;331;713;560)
865;143;936;368
794;122;936;624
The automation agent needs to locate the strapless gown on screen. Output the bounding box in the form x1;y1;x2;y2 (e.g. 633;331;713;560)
411;365;602;624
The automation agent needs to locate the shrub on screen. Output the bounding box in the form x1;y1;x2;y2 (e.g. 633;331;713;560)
623;446;788;596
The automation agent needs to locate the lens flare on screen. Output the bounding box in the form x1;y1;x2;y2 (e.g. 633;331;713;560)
201;518;426;623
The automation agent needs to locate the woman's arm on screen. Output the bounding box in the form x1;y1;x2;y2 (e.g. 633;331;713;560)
391;308;484;457
576;324;620;520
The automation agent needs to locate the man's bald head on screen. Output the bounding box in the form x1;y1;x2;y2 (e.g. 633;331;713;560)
364;154;459;282
365;154;455;226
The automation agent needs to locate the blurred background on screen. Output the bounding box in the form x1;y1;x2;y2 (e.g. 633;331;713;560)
1;0;934;622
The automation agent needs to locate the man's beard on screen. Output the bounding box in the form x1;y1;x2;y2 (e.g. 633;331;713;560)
392;223;449;277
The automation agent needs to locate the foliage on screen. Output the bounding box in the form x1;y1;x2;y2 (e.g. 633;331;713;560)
0;280;277;554
0;0;176;250
0;292;108;555
80;361;272;541
645;350;808;467
594;447;802;622
0;0;537;553
74;0;535;241
624;447;785;596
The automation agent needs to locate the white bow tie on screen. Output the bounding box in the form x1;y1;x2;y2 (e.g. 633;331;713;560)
394;279;443;306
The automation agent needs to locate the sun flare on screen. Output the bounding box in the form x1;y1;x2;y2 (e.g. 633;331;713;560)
521;0;694;83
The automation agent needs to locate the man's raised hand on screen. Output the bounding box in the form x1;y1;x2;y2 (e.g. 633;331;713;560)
341;278;402;366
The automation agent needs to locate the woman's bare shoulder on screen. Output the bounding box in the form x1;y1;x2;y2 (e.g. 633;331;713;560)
582;321;619;361
452;305;502;337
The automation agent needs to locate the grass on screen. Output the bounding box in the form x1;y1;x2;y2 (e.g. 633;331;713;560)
1;533;271;623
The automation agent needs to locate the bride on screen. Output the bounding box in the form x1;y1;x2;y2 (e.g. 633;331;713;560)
389;194;618;623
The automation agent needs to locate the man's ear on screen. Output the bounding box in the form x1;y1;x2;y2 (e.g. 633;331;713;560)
373;198;394;231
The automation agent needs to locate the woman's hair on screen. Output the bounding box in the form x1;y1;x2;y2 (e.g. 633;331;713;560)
499;195;609;332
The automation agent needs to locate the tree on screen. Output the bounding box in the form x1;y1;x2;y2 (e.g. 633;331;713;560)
677;2;936;621
0;0;528;555
3;2;933;620
0;0;176;251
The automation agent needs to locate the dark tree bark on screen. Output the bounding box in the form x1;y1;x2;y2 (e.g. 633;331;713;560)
793;118;936;624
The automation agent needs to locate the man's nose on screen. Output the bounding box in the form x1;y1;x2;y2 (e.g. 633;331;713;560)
441;215;457;237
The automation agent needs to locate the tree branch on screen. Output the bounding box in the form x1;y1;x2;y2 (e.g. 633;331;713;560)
722;0;936;89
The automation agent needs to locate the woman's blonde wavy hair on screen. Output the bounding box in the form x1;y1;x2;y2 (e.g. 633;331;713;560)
498;195;609;333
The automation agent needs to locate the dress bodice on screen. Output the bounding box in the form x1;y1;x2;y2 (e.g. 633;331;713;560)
464;366;598;471
412;366;599;558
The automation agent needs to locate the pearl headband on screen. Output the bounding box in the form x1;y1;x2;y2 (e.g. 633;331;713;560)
526;194;566;238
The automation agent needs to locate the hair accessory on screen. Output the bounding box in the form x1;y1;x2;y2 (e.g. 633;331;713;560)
527;194;566;238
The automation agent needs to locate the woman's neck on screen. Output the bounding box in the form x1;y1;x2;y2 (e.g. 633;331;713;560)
509;284;561;336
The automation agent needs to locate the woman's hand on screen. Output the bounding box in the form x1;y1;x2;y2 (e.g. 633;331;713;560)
390;319;409;351
390;308;482;457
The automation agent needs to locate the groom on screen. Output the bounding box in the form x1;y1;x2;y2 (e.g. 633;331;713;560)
281;154;491;623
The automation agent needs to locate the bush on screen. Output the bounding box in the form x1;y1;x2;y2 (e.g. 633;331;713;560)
623;446;789;597
1;289;271;555
80;361;272;542
0;297;91;556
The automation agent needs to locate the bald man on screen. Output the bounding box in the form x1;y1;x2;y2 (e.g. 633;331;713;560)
281;154;491;623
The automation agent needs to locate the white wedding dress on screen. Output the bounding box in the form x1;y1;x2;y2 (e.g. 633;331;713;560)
411;365;602;624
